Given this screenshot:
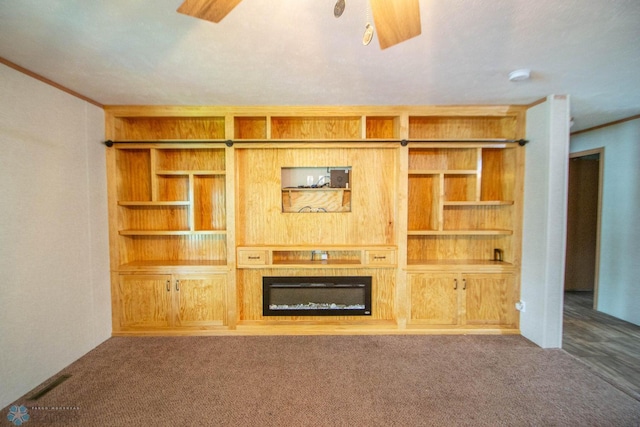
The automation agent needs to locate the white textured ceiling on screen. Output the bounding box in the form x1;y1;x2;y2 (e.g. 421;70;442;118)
1;0;639;131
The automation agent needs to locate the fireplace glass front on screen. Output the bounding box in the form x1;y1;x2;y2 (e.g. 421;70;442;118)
263;276;372;316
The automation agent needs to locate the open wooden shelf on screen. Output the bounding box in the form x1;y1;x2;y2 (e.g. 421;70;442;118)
237;246;397;269
118;260;229;273
231;114;399;141
406;143;518;268
113;117;226;140
407;230;513;236
406;259;514;271
119;230;227;236
281;187;351;213
408;116;518;140
112;144;229;271
443;201;514;206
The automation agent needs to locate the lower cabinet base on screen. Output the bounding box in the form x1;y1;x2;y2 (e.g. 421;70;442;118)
112;269;520;336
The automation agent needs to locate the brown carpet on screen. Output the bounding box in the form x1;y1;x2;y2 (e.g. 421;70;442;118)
3;335;640;426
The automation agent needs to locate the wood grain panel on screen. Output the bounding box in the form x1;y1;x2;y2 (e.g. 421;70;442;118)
234;117;267;139
370;0;421;50
118;275;171;329
119;235;227;265
409;273;458;324
365;250;396;266
119;205;189;232
175;275;227;326
443;205;512;232
116;149;151;201
155;148;226;171
407;175;439;231
155;176;189;202
563;291;640;396
464;274;515;326
115;117;225;140
408;116;518;139
177;0;242;24
408;148;477;170
194;175;226;231
443;174;477;201
481;148;517;201
237;249;268;265
270;117;361;139
407;235;512;263
235;147;397;246
366;116;397;139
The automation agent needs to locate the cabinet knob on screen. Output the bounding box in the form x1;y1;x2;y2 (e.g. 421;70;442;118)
454;279;458;290
166;280;170;292
462;279;467;290
175;280;180;292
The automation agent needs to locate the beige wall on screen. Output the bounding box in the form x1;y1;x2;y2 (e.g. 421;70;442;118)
0;64;110;408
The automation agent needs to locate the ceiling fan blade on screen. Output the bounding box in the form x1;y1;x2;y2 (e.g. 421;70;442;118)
177;0;243;23
369;0;421;49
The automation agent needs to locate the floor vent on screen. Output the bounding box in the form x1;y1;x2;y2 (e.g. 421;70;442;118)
28;374;71;400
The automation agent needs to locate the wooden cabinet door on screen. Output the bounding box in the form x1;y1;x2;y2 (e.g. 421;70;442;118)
409;273;459;325
174;274;227;327
118;274;172;329
462;273;515;327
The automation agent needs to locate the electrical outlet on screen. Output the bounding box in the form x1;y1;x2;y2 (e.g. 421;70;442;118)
311;250;328;261
515;300;526;312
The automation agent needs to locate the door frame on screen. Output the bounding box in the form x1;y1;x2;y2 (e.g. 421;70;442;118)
568;147;604;309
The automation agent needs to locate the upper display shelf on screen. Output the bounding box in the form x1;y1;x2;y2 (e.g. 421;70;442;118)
105;106;526;142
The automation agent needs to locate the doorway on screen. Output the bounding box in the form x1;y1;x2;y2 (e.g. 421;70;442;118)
564;148;603;309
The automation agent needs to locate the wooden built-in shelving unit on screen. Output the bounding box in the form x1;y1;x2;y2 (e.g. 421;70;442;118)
112;144;228;271
406;143;520;267
105;106;526;335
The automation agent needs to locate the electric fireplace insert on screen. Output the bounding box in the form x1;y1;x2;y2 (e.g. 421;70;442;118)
263;276;372;316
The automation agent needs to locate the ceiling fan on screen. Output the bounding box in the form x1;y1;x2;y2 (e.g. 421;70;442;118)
177;0;421;49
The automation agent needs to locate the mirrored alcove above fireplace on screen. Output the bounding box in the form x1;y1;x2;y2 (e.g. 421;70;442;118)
263;276;372;316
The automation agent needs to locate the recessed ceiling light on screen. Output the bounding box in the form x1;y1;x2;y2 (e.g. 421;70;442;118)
509;69;531;82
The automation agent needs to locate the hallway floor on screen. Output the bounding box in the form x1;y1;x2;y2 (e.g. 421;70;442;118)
563;291;640;399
